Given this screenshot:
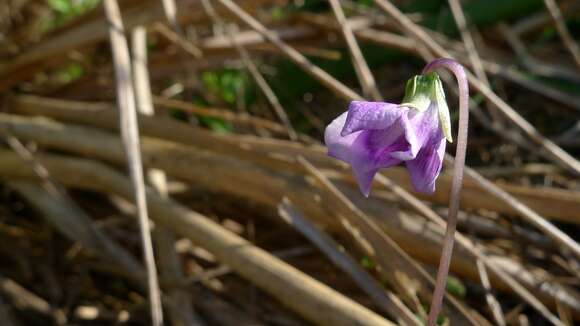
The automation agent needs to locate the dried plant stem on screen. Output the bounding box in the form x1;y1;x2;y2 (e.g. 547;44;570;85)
2;134;143;278
1;114;576;320
543;0;580;69
422;58;469;326
328;0;382;100
0;151;395;326
447;0;503;123
201;0;297;140
455;159;580;260
476;259;506;326
278;199;420;325
298;157;479;325
373;0;580;176
102;1;163;325
132;25;203;326
215;0;362;101
373;173;563;326
160;0;179;33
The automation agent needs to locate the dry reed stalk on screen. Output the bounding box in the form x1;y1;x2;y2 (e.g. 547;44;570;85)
543;0;580;68
131;25;204;326
373;173;559;325
447;0;503;125
7;96;580;227
298;14;580;113
102;1;162;324
215;0;362;101
0;132;144;279
0;0;272;91
201;0;297;140
0;274;53;319
9;181;144;279
297;157;481;325
373;0;580;176
0;150;396;326
328;0;382;100
278;198;421;325
476;259;506;326
11;96;580;224
0;115;578;318
152;96;291;135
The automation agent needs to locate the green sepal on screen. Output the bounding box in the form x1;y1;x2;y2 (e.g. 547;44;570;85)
401;72;453;143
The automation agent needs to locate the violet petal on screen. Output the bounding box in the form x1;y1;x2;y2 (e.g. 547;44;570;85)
341;101;408;136
406;128;446;193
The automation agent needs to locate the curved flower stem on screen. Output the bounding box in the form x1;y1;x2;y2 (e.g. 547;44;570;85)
422;58;469;326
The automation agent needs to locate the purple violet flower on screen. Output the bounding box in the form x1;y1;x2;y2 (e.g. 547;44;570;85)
325;72;452;196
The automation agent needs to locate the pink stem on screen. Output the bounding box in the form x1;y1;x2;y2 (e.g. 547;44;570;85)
422;58;469;326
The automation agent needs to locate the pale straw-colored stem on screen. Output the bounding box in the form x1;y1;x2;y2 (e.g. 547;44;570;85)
422;58;469;326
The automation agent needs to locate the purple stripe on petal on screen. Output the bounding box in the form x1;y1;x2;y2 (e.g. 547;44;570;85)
325;100;448;196
406;129;446;194
391;104;439;161
341;101;408;136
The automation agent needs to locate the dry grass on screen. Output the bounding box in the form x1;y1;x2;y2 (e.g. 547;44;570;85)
0;0;579;325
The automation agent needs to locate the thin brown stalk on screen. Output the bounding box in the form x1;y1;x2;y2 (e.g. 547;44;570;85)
447;0;503;123
297;157;480;325
152;95;291;135
452;156;580;261
328;0;382;100
215;0;362;101
374;173;564;326
154;23;203;59
373;0;580;261
160;0;179;32
543;0;580;69
102;1;162;325
131;25;203;326
0;274;52;317
278;198;420;325
2;134;145;282
447;0;488;86
301;14;580;111
476;259;506;326
9;181;144;278
0;150;395;326
1;114;576;317
201;0;297;140
373;0;580;176
12;95;580;224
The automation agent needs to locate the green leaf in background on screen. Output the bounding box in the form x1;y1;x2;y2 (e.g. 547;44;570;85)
360;256;376;269
44;0;100;31
54;63;84;84
48;0;72;13
446;275;466;298
202;70;255;107
198;116;233;134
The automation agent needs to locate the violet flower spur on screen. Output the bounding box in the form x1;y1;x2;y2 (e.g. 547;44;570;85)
325;71;452;196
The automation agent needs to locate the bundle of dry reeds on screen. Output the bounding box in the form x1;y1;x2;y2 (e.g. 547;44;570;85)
0;0;579;325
